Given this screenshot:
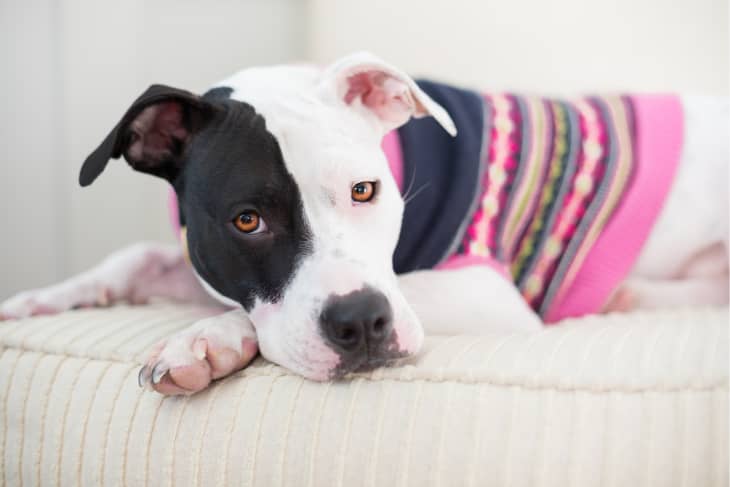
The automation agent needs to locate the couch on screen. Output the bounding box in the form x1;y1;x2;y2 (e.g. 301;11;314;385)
0;303;727;486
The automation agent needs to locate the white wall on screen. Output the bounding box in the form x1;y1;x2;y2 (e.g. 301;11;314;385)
1;1;65;297
0;0;307;298
308;0;728;95
1;0;727;299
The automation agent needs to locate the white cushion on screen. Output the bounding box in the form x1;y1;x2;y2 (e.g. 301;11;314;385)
0;304;727;486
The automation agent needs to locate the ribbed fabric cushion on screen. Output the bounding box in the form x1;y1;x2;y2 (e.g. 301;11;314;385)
0;303;727;486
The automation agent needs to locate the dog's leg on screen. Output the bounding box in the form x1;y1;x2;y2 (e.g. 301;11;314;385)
0;242;219;320
398;266;542;335
608;240;729;312
138;309;258;395
604;275;729;312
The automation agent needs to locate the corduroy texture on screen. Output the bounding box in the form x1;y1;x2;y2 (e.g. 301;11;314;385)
0;303;727;487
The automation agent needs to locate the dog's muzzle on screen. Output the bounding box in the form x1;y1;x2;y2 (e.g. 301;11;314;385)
319;287;399;376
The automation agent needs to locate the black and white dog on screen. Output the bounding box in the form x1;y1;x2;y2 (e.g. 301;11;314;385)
1;53;727;395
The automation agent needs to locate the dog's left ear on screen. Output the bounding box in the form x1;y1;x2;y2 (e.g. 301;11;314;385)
320;51;457;136
79;84;216;187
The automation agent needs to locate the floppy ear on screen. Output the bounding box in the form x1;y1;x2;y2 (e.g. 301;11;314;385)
79;84;215;187
319;51;457;136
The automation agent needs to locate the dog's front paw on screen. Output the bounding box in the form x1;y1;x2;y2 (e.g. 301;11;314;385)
0;284;109;321
138;310;258;395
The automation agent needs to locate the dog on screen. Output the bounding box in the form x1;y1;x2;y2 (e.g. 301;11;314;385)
1;52;727;395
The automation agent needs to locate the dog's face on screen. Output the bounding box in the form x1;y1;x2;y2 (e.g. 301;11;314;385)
80;52;455;380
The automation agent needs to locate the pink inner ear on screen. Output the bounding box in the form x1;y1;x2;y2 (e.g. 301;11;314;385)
128;102;189;163
344;71;415;126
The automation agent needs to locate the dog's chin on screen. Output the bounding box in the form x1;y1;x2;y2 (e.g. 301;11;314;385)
352;356;402;373
326;352;411;381
290;350;412;382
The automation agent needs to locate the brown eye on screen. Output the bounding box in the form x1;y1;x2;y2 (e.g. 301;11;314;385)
233;210;263;233
351;181;376;203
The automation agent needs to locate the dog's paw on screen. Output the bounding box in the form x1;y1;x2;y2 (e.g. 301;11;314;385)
138;311;258;395
0;284;109;321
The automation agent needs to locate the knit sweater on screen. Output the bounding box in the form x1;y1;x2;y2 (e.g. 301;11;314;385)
386;81;683;322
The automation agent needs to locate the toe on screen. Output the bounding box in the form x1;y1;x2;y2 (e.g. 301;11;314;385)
206;338;259;379
207;347;242;379
150;361;211;395
152;374;196;395
167;361;212;392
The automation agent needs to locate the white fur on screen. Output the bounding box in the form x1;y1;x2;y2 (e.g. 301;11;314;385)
398;266;542;333
0;243;217;319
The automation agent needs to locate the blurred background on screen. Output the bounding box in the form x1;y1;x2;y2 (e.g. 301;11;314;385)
1;0;727;299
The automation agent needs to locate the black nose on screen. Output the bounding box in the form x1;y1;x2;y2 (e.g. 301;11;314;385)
320;288;393;352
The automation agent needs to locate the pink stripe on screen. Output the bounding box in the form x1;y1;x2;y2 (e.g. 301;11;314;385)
544;95;684;322
437;254;512;281
381;130;404;192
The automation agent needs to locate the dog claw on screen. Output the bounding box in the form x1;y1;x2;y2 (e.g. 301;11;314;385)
151;362;169;385
138;365;151;388
138;362;169;388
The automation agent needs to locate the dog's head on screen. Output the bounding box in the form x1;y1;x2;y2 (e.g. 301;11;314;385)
80;52;456;380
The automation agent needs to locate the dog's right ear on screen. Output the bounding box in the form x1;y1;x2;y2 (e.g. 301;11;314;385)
79;84;216;187
319;51;457;137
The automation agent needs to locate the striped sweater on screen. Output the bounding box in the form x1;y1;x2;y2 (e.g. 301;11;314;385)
167;81;683;323
386;81;683;322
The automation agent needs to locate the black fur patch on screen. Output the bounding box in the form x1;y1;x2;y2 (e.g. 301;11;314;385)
179;97;313;310
177;85;234;228
81;84;312;311
202;86;234;101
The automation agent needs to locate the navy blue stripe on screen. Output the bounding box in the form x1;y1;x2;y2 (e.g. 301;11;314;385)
393;80;485;273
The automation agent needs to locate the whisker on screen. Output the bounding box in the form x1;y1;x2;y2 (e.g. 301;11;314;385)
403;181;431;206
401;161;419;202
